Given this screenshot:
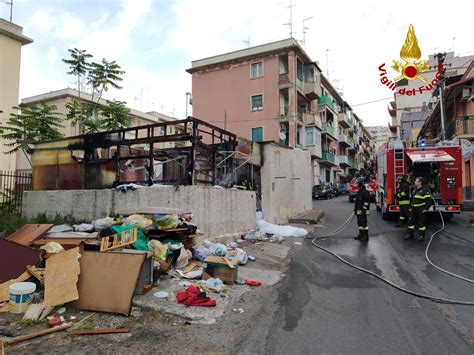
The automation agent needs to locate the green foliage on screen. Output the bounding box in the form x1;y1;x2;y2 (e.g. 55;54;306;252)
88;59;125;93
65;101;89;127
0;103;64;154
100;100;131;131
62;48;92;78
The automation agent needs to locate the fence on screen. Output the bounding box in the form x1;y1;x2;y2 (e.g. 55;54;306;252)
0;170;32;214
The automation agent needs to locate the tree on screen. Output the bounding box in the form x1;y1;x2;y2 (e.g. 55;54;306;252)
0;103;64;158
99;100;131;131
88;59;125;112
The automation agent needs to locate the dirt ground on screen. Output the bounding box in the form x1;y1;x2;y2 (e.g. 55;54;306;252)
1;237;303;354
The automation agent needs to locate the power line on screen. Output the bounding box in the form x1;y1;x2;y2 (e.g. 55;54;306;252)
350;97;393;107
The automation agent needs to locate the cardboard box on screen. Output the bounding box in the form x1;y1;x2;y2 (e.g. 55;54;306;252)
202;256;238;284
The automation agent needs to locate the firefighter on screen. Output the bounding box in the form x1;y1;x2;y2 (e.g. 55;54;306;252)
395;175;411;227
406;177;432;241
354;176;370;241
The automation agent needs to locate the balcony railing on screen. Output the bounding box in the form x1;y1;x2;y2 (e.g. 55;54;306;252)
279;72;289;82
322;122;338;139
303;145;322;158
348;156;354;167
322;151;335;163
337;112;353;128
338;132;350;146
338;155;349;166
318;95;335;111
303;81;321;100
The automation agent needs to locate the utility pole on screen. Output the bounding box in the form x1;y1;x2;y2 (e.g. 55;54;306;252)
302;16;313;49
436;52;447;141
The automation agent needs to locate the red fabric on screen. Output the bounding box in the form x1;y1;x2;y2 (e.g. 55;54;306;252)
177;285;216;307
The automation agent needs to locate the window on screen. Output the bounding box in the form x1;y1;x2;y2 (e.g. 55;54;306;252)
251;127;264;142
251;94;264;111
250;62;263;79
315;131;321;145
306;126;315;145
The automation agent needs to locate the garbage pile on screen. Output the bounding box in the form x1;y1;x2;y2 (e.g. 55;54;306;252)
0;208;304;346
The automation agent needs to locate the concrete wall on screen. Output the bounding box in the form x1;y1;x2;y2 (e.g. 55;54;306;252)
260;143;312;224
23;185;256;238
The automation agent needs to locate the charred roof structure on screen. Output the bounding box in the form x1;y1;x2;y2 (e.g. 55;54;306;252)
30;117;257;191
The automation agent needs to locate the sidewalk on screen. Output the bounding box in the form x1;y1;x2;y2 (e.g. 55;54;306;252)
288;207;324;225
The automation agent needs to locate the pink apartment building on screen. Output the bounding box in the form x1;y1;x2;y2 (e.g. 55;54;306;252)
187;38;363;185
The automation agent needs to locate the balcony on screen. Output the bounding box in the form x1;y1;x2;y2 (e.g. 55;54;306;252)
455;118;474;139
337;112;353;128
348;156;355;167
276;107;292;122
320;151;337;166
278;72;292;89
318;96;335;111
322;122;338;140
302;112;322;129
338;155;350;167
338;132;350;147
303;145;322;158
303;81;322;100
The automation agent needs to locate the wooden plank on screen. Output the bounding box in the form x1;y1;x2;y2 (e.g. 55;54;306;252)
7;224;54;245
6;323;73;345
100;228;137;252
44;247;80;307
0;239;41;284
69;328;129;335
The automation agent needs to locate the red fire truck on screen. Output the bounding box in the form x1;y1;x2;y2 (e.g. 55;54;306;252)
375;139;463;220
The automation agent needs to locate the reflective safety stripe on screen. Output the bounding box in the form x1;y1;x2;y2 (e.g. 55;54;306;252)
399;200;410;205
363;202;369;206
414;194;431;199
408;225;415;229
413;202;426;207
399;216;406;220
358;226;365;230
419;226;427;231
400;192;406;196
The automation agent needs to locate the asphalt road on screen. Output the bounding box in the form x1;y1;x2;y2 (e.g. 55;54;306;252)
234;196;474;354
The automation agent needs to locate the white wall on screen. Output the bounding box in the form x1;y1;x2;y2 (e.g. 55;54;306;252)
260;143;312;224
22;185;256;238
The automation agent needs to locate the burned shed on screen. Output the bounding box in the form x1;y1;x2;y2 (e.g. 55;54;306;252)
30;117;257;190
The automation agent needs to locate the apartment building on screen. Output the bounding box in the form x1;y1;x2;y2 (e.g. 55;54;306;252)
392;52;474;135
418;60;474;199
367;125;392;151
0;19;32;170
187;38;372;185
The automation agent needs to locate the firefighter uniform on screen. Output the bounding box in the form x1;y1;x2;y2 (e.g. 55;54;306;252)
396;179;411;226
354;182;370;241
407;186;432;241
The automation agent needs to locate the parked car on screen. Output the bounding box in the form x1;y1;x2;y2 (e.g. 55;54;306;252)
313;184;334;200
348;177;377;202
337;183;349;195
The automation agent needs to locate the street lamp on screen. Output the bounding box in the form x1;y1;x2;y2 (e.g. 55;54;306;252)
185;92;192;118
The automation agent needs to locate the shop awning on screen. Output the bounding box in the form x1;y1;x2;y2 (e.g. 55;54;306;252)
406;150;455;163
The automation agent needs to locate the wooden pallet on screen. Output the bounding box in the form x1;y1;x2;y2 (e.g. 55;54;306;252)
100;228;137;252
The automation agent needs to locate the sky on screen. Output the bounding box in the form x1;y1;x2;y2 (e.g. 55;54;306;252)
2;0;473;126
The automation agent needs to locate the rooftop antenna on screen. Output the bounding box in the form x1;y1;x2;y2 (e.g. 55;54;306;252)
134;96;139;109
326;48;333;80
2;0;13;22
242;35;250;48
301;16;313;49
450;36;456;53
283;0;295;38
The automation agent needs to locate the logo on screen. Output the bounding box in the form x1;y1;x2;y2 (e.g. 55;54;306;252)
378;24;444;96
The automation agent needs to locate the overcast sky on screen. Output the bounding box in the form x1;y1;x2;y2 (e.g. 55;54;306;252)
2;0;472;126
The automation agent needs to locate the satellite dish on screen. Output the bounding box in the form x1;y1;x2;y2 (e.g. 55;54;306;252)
279;132;287;140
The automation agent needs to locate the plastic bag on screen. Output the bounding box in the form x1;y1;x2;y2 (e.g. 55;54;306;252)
123;214;153;229
39;242;65;254
93;217;114;230
148;240;169;261
225;248;248;265
153;214;179;230
205;278;225;292
209;243;227;257
175;247;192;269
194;246;209;261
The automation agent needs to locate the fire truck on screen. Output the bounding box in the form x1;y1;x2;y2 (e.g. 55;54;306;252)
375;139;463;220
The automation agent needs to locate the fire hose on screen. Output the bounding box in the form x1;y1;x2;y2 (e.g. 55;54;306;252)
311;210;474;306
